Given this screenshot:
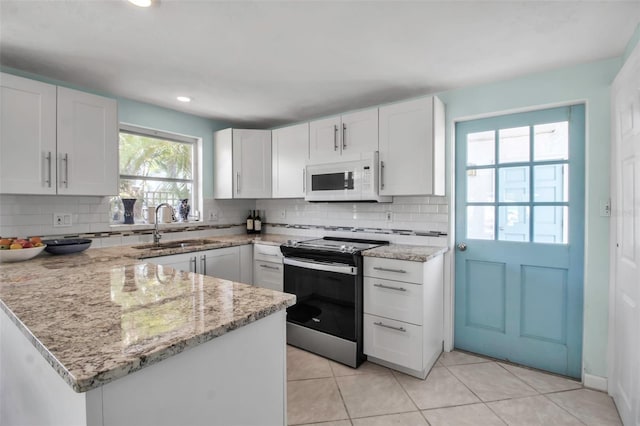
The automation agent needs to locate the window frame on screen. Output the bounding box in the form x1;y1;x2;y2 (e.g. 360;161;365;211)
117;123;202;223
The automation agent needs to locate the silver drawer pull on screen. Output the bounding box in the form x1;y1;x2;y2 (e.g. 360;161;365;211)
373;267;407;274
374;321;406;332
260;264;280;270
374;283;406;292
258;251;280;257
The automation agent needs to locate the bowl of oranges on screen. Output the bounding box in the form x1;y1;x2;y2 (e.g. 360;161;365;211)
0;237;46;263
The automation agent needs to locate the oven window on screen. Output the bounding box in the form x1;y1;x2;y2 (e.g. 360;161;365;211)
311;172;354;191
284;264;357;341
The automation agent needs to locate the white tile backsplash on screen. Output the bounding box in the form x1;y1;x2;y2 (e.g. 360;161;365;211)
0;194;450;248
256;196;449;234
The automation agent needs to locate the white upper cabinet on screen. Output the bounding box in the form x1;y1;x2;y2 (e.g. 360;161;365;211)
0;73;118;196
56;87;118;196
272;122;309;198
309;107;378;163
214;128;272;199
378;96;445;196
1;73;57;194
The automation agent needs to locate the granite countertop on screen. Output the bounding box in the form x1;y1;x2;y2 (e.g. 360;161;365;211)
363;244;448;262
0;234;296;393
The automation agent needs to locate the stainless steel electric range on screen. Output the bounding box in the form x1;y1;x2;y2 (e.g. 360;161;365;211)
280;237;388;367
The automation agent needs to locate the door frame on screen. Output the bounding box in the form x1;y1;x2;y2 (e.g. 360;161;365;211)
447;99;590;381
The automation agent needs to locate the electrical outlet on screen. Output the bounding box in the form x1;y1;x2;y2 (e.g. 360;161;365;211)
385;211;393;222
278;210;286;220
53;213;72;227
208;211;219;221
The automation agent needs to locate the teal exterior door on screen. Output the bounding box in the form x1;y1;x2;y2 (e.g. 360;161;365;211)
454;105;585;378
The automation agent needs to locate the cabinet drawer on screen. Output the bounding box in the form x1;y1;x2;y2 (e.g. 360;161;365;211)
364;277;423;325
253;261;283;292
364;257;423;284
363;314;422;371
254;244;283;263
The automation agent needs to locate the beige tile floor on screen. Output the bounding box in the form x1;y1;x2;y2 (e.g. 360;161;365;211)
286;346;622;426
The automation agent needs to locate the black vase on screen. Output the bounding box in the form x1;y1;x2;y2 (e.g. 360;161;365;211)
122;198;136;224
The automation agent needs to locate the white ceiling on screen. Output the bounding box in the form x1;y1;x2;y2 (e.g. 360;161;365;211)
1;1;639;128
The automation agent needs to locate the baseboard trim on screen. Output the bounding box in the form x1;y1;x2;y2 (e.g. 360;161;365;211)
583;373;608;392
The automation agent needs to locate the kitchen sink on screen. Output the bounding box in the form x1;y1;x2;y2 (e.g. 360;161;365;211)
132;239;222;250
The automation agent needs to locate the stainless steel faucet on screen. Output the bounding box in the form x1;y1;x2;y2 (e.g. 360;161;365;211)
153;203;174;245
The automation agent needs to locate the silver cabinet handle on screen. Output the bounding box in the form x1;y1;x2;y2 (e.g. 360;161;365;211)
257;251;280;257
236;172;240;194
190;256;197;273
302;168;306;193
374;321;406;332
45;151;52;187
200;254;207;275
62;153;69;188
259;264;280;270
373;283;407;292
380;160;385;190
373;266;406;274
333;124;339;151
342;123;347;150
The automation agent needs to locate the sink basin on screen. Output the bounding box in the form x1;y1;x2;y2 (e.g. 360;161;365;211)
132;239;222;250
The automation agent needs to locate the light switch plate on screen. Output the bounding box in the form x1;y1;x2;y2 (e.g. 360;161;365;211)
600;199;611;217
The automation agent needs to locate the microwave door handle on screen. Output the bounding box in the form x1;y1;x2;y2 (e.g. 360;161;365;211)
380;160;385;190
302;168;306;193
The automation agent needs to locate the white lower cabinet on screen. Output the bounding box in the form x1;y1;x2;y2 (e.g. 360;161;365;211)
253;243;283;291
363;254;444;379
363;314;423;372
149;246;241;282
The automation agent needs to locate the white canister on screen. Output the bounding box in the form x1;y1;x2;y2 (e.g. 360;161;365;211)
161;206;174;223
144;206;155;224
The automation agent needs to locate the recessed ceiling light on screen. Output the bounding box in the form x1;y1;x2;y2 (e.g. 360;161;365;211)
177;96;191;103
128;0;152;7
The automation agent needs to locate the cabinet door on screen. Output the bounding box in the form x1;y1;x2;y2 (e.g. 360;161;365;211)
309;115;341;163
232;129;272;199
0;73;57;194
57;87;118;196
340;108;378;157
379;97;445;196
239;244;253;284
253;261;283;292
201;247;240;281
272;123;309;198
148;252;196;273
213;128;233;199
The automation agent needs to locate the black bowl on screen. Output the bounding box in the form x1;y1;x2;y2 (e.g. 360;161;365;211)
41;238;92;255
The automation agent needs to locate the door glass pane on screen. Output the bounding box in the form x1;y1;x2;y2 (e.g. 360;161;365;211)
533;206;568;244
498;206;530;242
534;164;568;202
467;206;495;240
467;169;495;202
499;126;529;163
467;131;495;166
499;166;530;202
534;122;569;161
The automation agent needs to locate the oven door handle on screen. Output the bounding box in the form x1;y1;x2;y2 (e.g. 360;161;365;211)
283;257;357;275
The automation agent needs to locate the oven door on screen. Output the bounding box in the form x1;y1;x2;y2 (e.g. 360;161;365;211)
283;257;358;341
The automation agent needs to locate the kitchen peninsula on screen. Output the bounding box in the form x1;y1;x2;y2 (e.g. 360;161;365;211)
0;242;295;426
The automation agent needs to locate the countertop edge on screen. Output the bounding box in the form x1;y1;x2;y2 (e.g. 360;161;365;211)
362;245;449;262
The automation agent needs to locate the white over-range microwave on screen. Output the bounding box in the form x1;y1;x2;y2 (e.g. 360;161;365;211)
304;152;392;202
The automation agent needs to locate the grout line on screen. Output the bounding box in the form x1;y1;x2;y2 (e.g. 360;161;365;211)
390;369;423;412
333;375;353;421
482;401;510;426
494;361;541;394
442;363;486;403
542;394;588;425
